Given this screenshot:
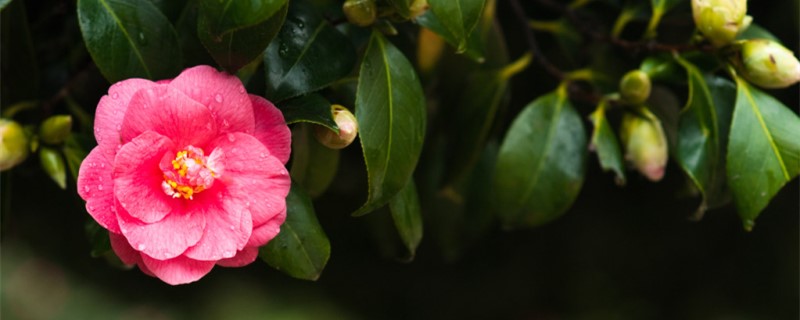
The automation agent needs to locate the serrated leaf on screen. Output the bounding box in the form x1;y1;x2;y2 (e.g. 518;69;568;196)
290;124;340;198
198;2;287;73
264;1;356;102
428;0;486;53
77;0;182;83
727;77;800;230
353;31;426;216
492;88;587;227
277;93;338;131
389;179;423;258
589;101;626;184
675;58;735;212
261;183;330;281
199;0;287;36
39;147;66;189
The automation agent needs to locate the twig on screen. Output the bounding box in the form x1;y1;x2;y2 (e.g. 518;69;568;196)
508;0;564;80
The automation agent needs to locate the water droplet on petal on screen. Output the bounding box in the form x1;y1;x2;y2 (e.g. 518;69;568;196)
222;120;230;128
116;124;121;131
259;152;267;158
238;86;245;94
215;94;223;103
137;244;146;251
97;184;104;191
111;92;119;99
227;133;236;142
223;250;234;258
229;225;235;231
100;163;105;168
83;185;90;192
245;201;250;207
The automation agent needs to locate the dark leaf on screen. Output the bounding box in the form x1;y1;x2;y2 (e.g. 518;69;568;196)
290;124;340;198
389;179;423;258
589;100;626;185
277;93;338;131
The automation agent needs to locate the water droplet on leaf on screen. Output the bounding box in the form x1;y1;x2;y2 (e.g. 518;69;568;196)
137;32;148;45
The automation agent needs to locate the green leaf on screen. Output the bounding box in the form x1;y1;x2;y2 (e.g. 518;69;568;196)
198;1;288;73
85;219;112;258
261;183;331;281
416;8;484;62
444;53;530;186
63;135;90;183
277;93;338;131
727;77;800;230
386;0;413;18
198;0;287;35
146;0;186;22
77;0;183;83
589;101;626;185
175;2;216;67
492;87;587;227
264;1;356;102
737;23;780;42
389;180;423;258
353;31;426;216
0;0;11;11
39;147;67;189
428;0;486;53
290;124;340;198
674;58;735;212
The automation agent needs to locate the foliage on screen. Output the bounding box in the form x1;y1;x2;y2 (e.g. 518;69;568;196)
1;0;798;283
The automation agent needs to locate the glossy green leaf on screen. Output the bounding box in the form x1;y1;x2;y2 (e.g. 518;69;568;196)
416;7;484;62
290;124;340;198
428;0;486;52
77;0;182;83
39;147;66;189
277;93;338;131
199;2;287;73
264;1;356;102
444;53;530;186
675;58;735;212
147;0;186;22
261;183;331;281
492;87;587;227
389;180;423;258
353;31;426;216
727;77;800;230
198;0;287;35
175;2;216;67
589;101;626;185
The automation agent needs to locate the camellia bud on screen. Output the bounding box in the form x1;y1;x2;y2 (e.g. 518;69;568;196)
691;0;750;47
343;0;377;27
315;105;359;149
39;115;72;145
0;118;30;171
620;108;668;182
619;70;652;104
731;39;800;89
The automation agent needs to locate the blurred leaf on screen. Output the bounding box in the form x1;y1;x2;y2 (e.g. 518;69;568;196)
674;58;735;213
386;0;413;18
290;124;340;198
39;147;67;189
1;0;38;105
445;53;530;186
727;77;800;230
77;0;183;83
353;31;426;216
416;9;484;62
0;0;10;11
427;0;486;53
645;0;684;38
199;0;287;35
146;0;186;22
63;135;90;183
278;93;338;131
389;180;423;259
264;1;356;102
646;85;681;151
261;183;331;281
492;87;587;227
199;2;288;73
175;2;216;67
589;101;626;185
737;23;780;42
640;55;684;84
85;219;112;257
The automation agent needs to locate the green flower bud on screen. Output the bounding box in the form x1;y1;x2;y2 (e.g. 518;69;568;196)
620;70;652;104
620;108;668;182
0;118;30;171
692;0;749;47
732;39;800;89
315;105;359;149
39;115;72;145
343;0;377;27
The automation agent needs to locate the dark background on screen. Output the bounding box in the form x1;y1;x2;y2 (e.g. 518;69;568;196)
2;1;798;319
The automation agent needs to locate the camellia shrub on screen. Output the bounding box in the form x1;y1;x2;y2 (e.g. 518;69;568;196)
1;0;798;285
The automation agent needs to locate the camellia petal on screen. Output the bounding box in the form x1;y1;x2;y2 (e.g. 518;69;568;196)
168;65;255;134
94;78;155;159
251;95;292;164
119;85;219;149
247;212;285;247
140;254;216;285
117;199;206;261
113;131;176;223
182;185;253;261
77;148;120;233
216;246;260;267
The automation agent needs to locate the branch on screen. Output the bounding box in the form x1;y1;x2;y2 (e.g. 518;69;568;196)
508;0;564;80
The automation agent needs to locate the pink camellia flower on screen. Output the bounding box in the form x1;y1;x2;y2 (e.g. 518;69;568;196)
77;66;291;285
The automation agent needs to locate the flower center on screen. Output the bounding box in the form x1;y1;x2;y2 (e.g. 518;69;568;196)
161;146;219;200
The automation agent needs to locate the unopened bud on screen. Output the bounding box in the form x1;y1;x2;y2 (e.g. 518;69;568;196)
732;39;800;89
315;105;359;149
692;0;750;47
620;70;652;104
0;119;30;171
343;0;377;27
39;115;72;145
620;108;668;182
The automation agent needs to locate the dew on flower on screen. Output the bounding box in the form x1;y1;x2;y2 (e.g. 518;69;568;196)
214;94;223;103
111;92;119;99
